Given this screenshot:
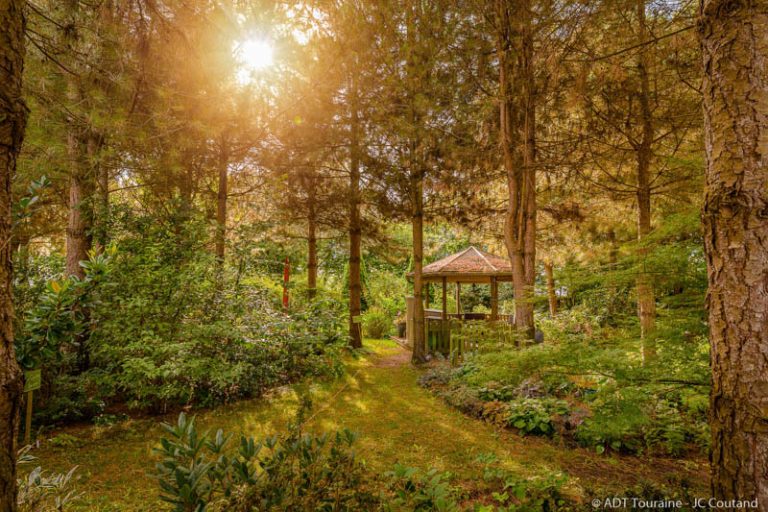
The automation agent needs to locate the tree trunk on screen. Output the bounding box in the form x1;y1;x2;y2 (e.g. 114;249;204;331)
405;2;427;363
410;168;427;363
65;80;92;280
0;1;27;508
348;84;362;349
544;261;557;317
215;136;229;266
65;162;92;279
498;0;536;338
307;200;317;299
520;0;537;336
700;1;768;505
94;133;109;253
635;0;656;362
65;87;94;372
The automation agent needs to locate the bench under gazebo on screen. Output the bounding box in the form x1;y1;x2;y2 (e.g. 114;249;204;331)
405;246;515;356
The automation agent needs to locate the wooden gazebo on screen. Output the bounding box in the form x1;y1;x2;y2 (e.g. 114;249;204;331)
406;246;515;355
418;246;514;321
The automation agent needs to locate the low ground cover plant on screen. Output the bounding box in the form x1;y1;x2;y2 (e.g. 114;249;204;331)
420;309;710;457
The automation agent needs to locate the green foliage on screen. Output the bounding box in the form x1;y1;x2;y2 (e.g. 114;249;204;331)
385;464;459;512
154;412;462;512
17;445;80;511
363;307;393;339
423;296;710;456
17;213;346;424
504;398;569;437
34;373;105;425
15;247;112;371
46;434;82;449
576;389;702;456
475;454;569;512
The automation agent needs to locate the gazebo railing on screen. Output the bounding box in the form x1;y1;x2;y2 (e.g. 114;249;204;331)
424;315;516;363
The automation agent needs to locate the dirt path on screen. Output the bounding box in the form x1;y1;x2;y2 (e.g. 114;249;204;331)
31;339;708;510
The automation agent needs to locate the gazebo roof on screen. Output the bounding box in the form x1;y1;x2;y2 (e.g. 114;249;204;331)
411;246;514;283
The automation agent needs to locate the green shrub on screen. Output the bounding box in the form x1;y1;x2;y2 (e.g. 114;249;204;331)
18;214;347;422
17;445;80;511
155;412;379;512
363;307;392;339
154;412;462;512
574;389;700;455
476;453;569;511
504;398;569;437
424;307;709;458
385;464;459;512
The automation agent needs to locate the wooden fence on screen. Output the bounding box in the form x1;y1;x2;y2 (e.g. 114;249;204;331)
406;297;518;364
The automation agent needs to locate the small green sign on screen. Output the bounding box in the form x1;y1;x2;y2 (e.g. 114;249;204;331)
24;369;41;393
352;315;362;323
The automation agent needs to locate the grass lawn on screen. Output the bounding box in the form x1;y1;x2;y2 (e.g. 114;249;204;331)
27;339;708;510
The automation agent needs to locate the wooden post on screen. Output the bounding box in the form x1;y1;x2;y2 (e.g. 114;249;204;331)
455;282;461;317
282;256;290;310
24;390;32;445
441;277;447;320
490;277;498;321
405;297;415;347
425;282;430;309
442;277;448;356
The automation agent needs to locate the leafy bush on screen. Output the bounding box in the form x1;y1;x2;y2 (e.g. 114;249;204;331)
17;445;80;511
422;304;709;457
385;464;459;512
34;372;105;425
476;453;569;511
363;307;392;339
154;412;461;511
154;412;379;511
504;398;569;437
576;390;701;456
17;214;347;424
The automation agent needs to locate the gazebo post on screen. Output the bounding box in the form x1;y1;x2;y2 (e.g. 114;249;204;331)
442;277;448;353
425;282;430;309
441;277;447;320
490;277;498;321
455;282;461;318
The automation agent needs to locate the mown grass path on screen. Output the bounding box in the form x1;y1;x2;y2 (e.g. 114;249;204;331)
32;339;708;510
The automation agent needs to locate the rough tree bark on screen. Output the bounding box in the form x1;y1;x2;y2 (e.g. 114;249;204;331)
700;0;768;505
406;1;427;363
410;167;427;363
348;82;362;349
65;157;92;279
0;1;27;509
65;79;92;280
635;0;656;362
498;0;537;338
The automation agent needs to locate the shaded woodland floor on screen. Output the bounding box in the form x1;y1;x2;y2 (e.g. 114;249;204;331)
29;339;708;511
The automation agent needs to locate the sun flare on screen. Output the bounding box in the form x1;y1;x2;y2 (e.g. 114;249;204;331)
234;38;274;84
